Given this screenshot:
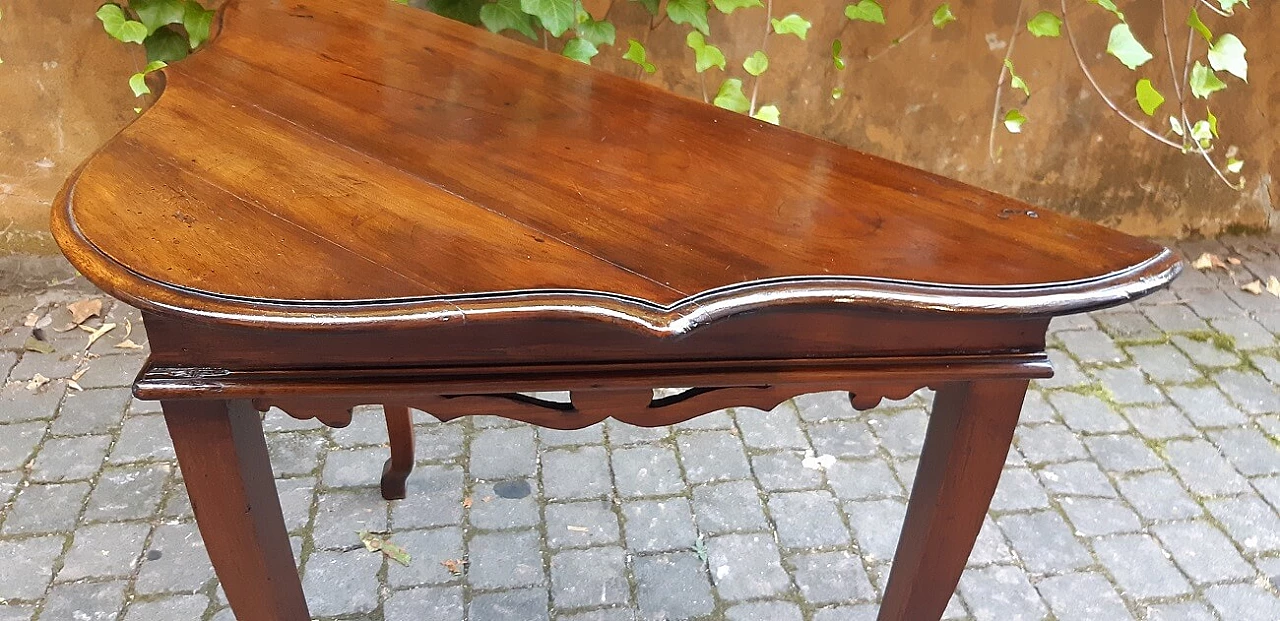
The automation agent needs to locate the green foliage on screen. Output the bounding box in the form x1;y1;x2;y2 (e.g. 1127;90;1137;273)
743;50;768;76
667;0;710;36
753;105;780;125
575;12;616;45
623;38;656;73
1026;11;1061;38
1218;0;1249;15
771;14;811;40
97;0;214;63
1003;109;1027;134
144;26;189;62
1088;0;1124;20
481;0;539;40
712;0;761;14
685;31;726;73
844;0;884;24
561;38;598;63
1004;59;1028;97
631;0;659;16
1189;61;1226;98
97;5;148;44
1186;7;1212;43
133;0;185;35
521;0;575;37
1206;108;1219;137
1106;23;1152;70
713;78;749;113
831;39;845;70
426;0;485;24
1207;34;1247;82
1134;79;1163;116
128;60;167;97
1134;79;1164;116
931;4;955;29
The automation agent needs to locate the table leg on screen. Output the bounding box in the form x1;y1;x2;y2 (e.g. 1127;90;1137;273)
163;399;310;621
380;405;415;500
877;380;1029;621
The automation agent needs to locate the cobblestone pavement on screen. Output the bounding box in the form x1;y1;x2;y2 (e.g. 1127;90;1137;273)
2;238;1280;621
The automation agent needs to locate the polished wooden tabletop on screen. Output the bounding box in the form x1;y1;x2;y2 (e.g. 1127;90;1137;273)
55;0;1178;327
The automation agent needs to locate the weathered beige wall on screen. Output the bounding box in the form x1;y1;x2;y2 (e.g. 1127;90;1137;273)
1;0;1274;255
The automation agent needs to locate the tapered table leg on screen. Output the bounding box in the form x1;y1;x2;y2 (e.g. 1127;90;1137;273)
877;380;1029;621
380;405;415;500
163;399;310;621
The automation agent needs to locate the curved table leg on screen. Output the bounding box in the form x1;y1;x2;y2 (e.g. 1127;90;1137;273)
163;399;309;621
380;405;415;500
877;380;1029;621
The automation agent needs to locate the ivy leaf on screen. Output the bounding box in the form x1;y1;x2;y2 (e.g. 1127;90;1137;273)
712;0;761;14
931;4;955;29
1026;11;1061;38
1226;157;1244;173
1186;7;1212;43
743;50;769;76
1168;116;1184;137
667;0;710;36
832;39;845;70
131;0;185;36
1004;59;1028;97
1088;0;1124;20
1003;109;1027;134
1218;0;1249;15
1134;78;1164;116
562;38;598;64
623;38;656;73
1106;24;1152;70
1206;108;1219;137
575;14;616;45
1189;61;1226;98
713;78;750;113
144;27;190;62
831;87;844;100
481;0;539;40
631;0;660;16
771;14;810;40
520;0;575;37
128;60;167;97
1190;120;1213;147
425;0;487;25
183;1;215;48
753;105;780;125
97;4;148;44
845;0;885;24
1208;34;1247;82
685;31;726;72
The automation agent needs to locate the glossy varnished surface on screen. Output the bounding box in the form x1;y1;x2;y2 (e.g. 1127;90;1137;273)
55;0;1178;326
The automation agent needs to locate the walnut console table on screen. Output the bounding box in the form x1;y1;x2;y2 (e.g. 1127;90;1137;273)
54;1;1180;618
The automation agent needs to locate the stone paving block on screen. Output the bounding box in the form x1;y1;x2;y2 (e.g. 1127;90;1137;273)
1092;535;1192;599
29;434;111;482
551;547;630;610
0;420;46;471
844;498;905;563
735;402;809;450
621;497;697;553
604;419;669;445
538;423;604;448
0;351;15;379
996;511;1092;573
385;586;464;621
1055;330;1125;364
312;488;389;550
807;420;878;459
1036;572;1134;621
1116;471;1203;521
726;601;803;621
107;414;174;463
767;490;850;548
1092;311;1160;340
1124;343;1202;383
1204;583;1280;621
390;464;463;530
135;521;214;595
1088;367;1166;405
2;481;89;534
610;444;684;498
633;552;715;620
0;605;33;621
558;608;635;621
412;421;466;462
275;476;316;533
57;521;150;581
122;595;209;621
692;480;768;534
957;565;1047;621
793;391;861;422
706;533;791;601
319;446;385;488
1166;385;1249;428
1050;313;1098;332
264;431;326;477
789;550;875;604
1058;497;1142;537
1170;334;1241;368
1205;495;1280;553
812;605;879;621
1141;304;1210;333
0;535;64;600
1164;439;1251;496
0;470;19;505
48;384;129;432
260;407;324;432
676;431;752;483
127;397;163;416
39;580;128;621
826;458;903;501
543;446;611;499
673;408;734;430
1083;434;1163;473
468;484;540;530
75;353;145;389
0;382;64;424
1210;316;1276;350
1151;520;1254;584
386;527;464;589
1122;404;1197;439
301;549;382;617
469;426;537;480
751;451;824;492
1019;390;1057;424
468;530;546;589
866;408;926;458
1144;602;1217;621
1048;392;1131;433
1038;349;1090;389
1215;369;1280;414
1037;461;1117;497
83;464;170;522
968;516;1016;566
327;408;388;448
469;588;550;621
9;351;81;383
1209;427;1280;476
546;500;620;549
1014;423;1088;465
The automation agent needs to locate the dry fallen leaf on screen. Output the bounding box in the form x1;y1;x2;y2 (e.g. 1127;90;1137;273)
26;374;50;391
441;559;467;576
22;313;40;328
1267;276;1280;298
22;337;55;355
1228;257;1242;265
566;525;590;533
80;322;117;349
115;339;144;350
66;298;103;325
1242;280;1264;295
357;530;412;567
70;366;89;382
462;496;473;509
1192;252;1229;271
67;380;82;391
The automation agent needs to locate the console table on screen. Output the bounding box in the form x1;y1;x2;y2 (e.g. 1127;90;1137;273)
53;1;1180;618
